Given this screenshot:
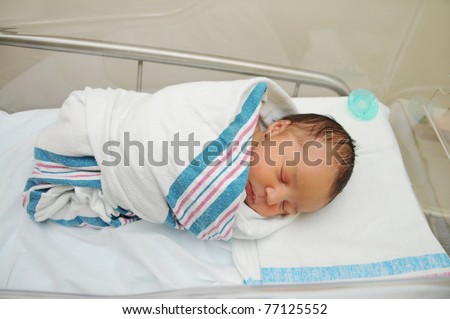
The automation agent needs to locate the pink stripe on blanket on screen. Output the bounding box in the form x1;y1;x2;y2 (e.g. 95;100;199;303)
184;152;250;226
175;113;259;217
211;216;235;240
21;193;27;208
200;202;239;240
32;170;100;179
35;163;71;169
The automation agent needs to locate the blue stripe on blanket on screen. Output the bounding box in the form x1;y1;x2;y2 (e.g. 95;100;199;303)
243;253;450;284
25;187;49;221
25;148;101;190
166;82;266;207
165;82;267;228
190;166;250;238
164;208;178;228
35;147;99;168
180;138;251;221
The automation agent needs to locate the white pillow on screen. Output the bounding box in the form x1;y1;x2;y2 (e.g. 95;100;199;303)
233;97;450;284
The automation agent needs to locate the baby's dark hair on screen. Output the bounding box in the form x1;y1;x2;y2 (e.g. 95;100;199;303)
280;113;356;202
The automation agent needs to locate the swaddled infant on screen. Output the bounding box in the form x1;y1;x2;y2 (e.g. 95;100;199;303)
22;80;355;240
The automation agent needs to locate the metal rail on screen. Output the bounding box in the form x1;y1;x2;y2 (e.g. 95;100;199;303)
0;32;350;96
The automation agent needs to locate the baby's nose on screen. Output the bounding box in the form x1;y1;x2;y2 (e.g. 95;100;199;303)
265;187;282;206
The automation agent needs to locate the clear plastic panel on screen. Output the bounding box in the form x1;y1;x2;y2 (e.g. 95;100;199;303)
423;88;450;161
417;88;450;254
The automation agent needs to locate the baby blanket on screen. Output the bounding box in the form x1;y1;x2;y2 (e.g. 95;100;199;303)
22;78;297;240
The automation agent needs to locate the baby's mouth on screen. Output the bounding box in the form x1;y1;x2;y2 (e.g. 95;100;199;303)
245;181;255;204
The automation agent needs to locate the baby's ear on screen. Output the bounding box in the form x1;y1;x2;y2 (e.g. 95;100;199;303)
266;120;291;135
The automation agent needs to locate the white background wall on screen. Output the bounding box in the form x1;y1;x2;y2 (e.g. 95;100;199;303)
0;0;449;112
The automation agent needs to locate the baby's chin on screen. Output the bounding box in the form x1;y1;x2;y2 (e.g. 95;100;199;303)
243;196;253;210
243;198;297;218
244;197;260;214
243;198;271;217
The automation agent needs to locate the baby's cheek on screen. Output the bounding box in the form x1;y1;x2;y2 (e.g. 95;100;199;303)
254;203;282;217
249;155;266;177
249;148;261;171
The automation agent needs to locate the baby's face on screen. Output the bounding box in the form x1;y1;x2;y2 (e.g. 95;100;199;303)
245;120;338;217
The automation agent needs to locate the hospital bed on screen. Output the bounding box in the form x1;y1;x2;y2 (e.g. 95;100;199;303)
1;32;450;298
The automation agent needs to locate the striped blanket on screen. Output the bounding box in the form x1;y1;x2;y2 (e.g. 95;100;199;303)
22;78;297;240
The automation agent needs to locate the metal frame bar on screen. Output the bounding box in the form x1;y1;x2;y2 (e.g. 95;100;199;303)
1;276;450;298
0;32;350;96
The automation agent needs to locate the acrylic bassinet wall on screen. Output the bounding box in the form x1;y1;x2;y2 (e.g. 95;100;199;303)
1;0;449;111
1;0;450;298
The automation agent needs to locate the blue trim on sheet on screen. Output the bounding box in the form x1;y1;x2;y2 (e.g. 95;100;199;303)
243;253;450;284
243;277;263;285
165;82;267;228
34;147;98;168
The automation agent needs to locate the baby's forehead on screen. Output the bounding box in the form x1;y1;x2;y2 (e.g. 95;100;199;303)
281;129;321;149
276;131;320;158
284;142;339;179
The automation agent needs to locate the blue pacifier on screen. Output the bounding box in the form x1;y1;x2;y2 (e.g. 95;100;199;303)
347;89;379;120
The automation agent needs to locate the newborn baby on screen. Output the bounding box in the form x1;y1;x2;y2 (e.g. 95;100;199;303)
233;113;355;239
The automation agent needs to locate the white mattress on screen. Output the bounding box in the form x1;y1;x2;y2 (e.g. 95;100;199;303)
1;96;448;296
